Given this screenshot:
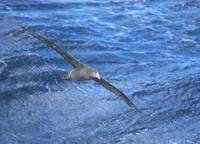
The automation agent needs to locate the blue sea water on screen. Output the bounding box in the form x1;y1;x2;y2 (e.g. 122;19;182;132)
0;0;200;143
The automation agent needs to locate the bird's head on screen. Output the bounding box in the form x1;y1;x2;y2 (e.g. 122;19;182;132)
95;72;101;80
91;71;101;80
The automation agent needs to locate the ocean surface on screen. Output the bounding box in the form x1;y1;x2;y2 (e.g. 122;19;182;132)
0;0;200;143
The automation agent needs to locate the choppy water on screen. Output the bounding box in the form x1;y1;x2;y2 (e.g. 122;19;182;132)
0;0;200;144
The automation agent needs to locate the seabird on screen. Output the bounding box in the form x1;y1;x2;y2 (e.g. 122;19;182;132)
63;65;101;80
21;26;138;111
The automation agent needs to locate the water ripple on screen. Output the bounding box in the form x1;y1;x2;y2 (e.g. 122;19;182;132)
0;0;200;143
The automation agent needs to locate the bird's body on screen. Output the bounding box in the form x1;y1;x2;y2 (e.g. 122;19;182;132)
21;25;138;111
63;65;101;80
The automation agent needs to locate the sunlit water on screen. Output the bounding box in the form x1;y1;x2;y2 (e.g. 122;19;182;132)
0;0;200;143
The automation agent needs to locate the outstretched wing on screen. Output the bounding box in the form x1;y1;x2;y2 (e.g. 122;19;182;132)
93;78;138;111
21;26;83;68
22;26;138;111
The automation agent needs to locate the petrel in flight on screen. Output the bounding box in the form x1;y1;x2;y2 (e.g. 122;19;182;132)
21;26;138;111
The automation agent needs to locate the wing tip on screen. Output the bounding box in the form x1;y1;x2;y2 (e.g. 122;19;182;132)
127;101;140;112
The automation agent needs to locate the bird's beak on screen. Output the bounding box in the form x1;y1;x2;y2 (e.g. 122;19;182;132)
96;72;101;80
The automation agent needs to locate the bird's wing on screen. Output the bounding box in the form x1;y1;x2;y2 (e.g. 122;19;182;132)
93;78;138;111
22;26;138;111
21;26;83;68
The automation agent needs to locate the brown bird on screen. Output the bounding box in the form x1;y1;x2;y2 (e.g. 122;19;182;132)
21;26;138;111
63;65;101;80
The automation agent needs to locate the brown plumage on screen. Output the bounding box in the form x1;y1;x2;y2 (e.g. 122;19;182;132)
63;65;101;80
21;26;138;111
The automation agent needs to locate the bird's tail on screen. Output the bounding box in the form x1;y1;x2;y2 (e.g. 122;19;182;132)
63;72;70;80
